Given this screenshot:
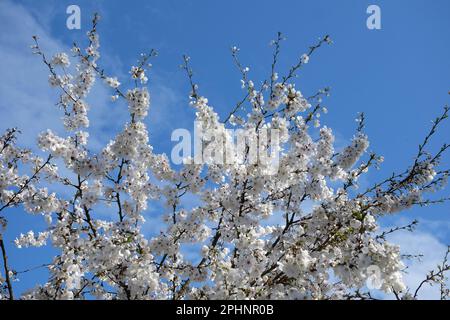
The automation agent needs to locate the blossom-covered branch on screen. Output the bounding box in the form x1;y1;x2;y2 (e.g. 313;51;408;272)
0;14;448;300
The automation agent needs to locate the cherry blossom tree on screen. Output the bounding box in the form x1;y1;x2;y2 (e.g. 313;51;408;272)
0;15;449;300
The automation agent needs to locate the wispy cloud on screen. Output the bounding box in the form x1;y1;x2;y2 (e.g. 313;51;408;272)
387;226;449;299
0;0;190;156
0;1;66;147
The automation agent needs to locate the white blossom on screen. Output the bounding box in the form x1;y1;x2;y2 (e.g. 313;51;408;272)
0;18;447;301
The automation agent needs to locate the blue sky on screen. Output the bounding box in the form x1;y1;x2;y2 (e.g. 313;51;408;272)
0;0;449;299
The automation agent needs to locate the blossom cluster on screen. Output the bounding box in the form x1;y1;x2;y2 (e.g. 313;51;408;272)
0;19;448;300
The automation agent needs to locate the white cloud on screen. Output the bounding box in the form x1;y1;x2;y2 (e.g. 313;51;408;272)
0;0;133;153
388;230;449;299
0;0;190;217
0;0;189;155
0;0;67;147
